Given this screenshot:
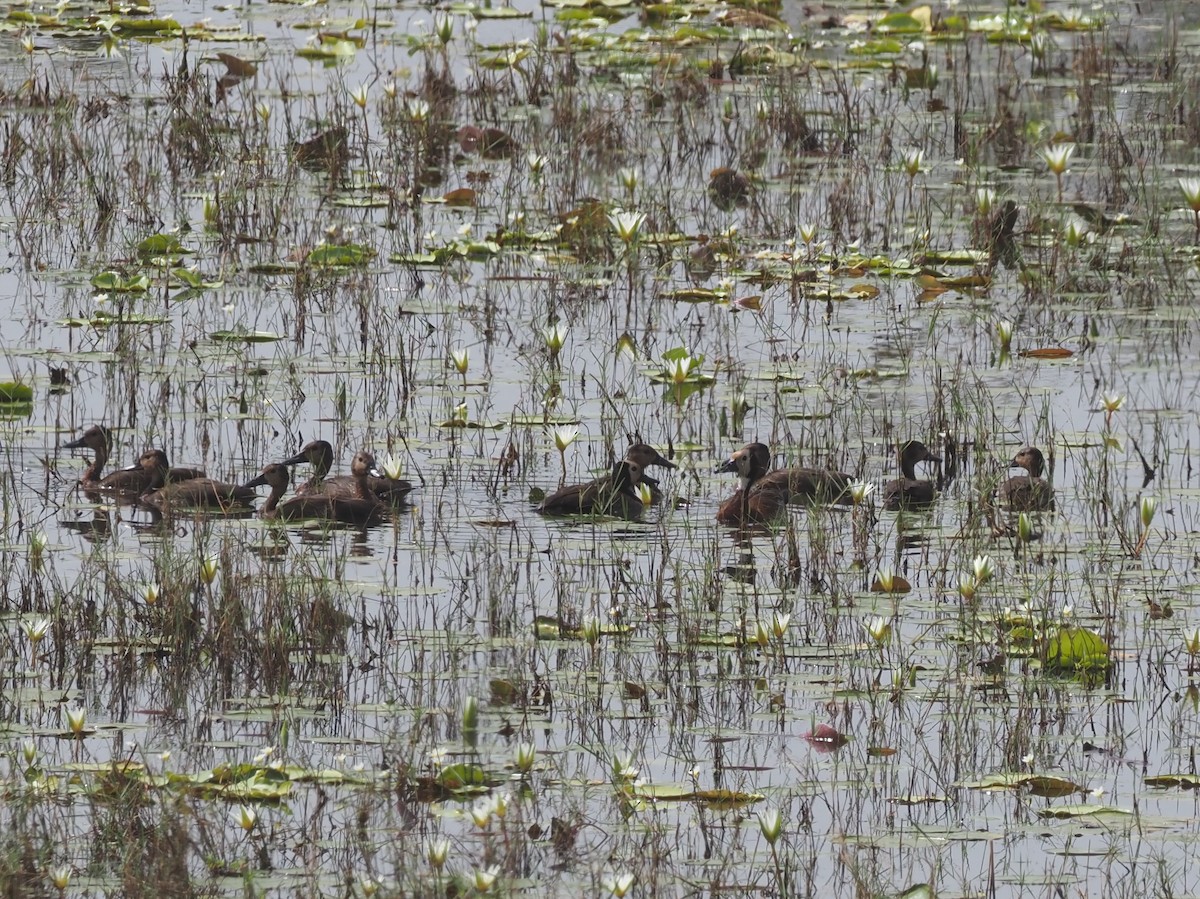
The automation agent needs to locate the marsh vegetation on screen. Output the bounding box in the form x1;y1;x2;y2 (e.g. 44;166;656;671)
0;0;1199;895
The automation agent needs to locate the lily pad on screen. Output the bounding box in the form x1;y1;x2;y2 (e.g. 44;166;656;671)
305;243;374;267
209;330;285;344
1045;626;1110;674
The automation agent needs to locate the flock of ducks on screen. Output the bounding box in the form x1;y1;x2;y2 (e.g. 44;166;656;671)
539;438;1055;525
63;425;413;525
61;425;1055;529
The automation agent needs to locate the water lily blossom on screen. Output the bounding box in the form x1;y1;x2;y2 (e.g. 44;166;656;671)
996;319;1013;352
847;480;875;505
238;805;257;831
1184;628;1200;657
757;808;784;845
542;322;568;356
379;453;404;481
450;347;470;376
972;555;995;586
473;866;500;893
1141;496;1158;529
514;741;536;773
1180;177;1200;212
608;209;646;244
1038;143;1075;176
22;618;50;646
602;872;636;898
866;615;892;645
553;426;578;453
427;837;450;870
199;556;219;585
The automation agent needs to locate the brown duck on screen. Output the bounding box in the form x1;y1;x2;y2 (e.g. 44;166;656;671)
245;452;388;526
63;425;206;488
538;458;646;519
882;440;941;510
624;443;676;504
716;442;852;525
282;439;414;504
998;446;1055;511
141;470;264;513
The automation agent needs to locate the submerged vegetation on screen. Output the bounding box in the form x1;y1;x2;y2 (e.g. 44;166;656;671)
0;0;1198;894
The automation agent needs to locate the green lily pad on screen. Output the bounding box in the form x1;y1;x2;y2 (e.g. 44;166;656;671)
1045;626;1110;673
91;270;152;292
306;243;374;267
0;382;33;403
136;233;190;261
209;330;285;344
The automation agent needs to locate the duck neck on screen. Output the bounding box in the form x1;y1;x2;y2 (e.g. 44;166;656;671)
83;443;108;483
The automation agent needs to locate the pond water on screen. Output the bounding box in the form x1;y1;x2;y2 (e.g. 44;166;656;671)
2;0;1200;895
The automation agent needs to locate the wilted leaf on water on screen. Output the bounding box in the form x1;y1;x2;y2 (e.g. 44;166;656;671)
804;724;849;751
217;52;257;77
1023;775;1084;798
914;273;945;290
1045;626;1109;673
690;789;765;809
622;681;646;700
489;678;520;706
1037;804;1131;819
940;274;991;289
442;188;477;207
731;295;762;311
1018;347;1074;359
1144;774;1200;789
209;330;285;344
533;615;563;640
663;288;723;303
871;573;911;594
889;795;949;806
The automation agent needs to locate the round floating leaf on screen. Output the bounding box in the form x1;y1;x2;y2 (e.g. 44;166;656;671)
437;762;487;791
136;233;190;260
0;382;33;403
1045;626;1109;673
209;330;285;344
306;243;374;267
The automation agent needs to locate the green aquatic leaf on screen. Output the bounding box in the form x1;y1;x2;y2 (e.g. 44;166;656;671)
209;330;285;344
306;243;374;267
1045;626;1110;673
136;233;189;260
0;382;33;403
91;270;151;292
437;763;487;790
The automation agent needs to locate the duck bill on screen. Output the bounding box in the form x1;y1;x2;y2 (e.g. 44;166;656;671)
651;452;676;470
716;456;740;474
63;436;88;450
280;449;310;466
